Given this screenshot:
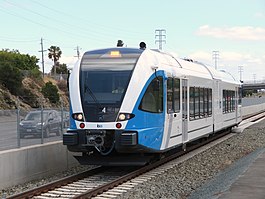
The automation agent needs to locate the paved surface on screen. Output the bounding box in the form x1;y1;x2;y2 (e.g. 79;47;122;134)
218;150;265;199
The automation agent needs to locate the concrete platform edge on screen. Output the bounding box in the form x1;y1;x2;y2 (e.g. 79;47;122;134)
0;141;79;190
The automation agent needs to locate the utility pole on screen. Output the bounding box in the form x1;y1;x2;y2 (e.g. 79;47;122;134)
39;38;47;78
74;46;81;59
212;51;219;69
155;29;166;50
238;66;244;83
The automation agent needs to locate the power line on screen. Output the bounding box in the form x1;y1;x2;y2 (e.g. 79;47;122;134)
155;29;166;50
29;0;150;37
0;36;39;43
0;4;111;44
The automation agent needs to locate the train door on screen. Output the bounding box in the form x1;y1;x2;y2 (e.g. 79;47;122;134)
182;79;188;144
164;77;182;148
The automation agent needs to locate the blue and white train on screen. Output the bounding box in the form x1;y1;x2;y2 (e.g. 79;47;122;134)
63;46;242;165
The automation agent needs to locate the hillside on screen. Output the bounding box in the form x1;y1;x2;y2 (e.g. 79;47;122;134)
0;76;69;111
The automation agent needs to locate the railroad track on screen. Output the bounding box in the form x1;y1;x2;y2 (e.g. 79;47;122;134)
8;112;265;199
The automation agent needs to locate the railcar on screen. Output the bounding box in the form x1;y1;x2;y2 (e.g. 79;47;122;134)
63;46;242;165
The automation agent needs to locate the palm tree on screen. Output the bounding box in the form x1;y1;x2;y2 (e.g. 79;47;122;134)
48;46;62;77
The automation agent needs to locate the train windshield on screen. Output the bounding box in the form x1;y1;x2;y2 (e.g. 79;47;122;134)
79;49;142;122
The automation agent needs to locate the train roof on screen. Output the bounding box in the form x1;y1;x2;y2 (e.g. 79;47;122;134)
80;47;239;84
148;49;239;84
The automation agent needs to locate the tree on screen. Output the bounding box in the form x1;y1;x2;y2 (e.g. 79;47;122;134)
117;40;124;47
0;49;39;71
0;63;23;95
48;46;62;76
51;63;68;74
41;81;60;104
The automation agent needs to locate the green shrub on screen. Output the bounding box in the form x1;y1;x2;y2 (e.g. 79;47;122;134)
0;63;23;95
41;81;59;104
29;68;42;81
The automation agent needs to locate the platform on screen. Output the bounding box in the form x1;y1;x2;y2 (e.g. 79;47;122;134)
218;150;265;199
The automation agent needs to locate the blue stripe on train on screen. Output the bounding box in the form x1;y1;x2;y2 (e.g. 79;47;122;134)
69;102;77;130
126;71;166;150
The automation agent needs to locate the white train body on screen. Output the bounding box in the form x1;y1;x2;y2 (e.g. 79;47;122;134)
63;47;242;165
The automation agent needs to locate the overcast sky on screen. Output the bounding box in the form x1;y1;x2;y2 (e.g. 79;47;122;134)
0;0;264;81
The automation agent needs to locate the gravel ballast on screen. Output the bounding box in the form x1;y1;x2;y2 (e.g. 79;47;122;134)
1;119;265;199
117;119;265;199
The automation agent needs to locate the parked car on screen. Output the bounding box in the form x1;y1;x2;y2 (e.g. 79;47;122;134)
19;110;61;138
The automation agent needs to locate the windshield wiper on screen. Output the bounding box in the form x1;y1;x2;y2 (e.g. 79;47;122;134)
85;86;104;112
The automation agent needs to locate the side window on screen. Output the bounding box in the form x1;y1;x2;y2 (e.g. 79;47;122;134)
232;91;236;111
189;87;195;120
194;87;199;118
167;78;174;113
139;77;163;113
204;88;208;116
174;78;180;112
223;90;236;113
208;88;212;115
199;88;204;117
223;90;226;113
190;87;212;120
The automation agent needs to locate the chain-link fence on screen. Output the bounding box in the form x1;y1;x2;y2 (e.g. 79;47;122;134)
0;103;69;151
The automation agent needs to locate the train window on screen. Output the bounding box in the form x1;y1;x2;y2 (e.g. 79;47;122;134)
232;91;235;111
139;77;163;113
232;92;234;111
223;90;236;113
228;91;230;112
204;88;208;116
167;78;174;113
227;91;231;112
199;88;204;117
208;88;212;116
174;78;180;112
194;87;200;118
190;87;212;120
189;87;195;120
223;90;226;113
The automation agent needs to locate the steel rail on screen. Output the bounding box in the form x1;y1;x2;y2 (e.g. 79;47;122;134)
7;166;107;199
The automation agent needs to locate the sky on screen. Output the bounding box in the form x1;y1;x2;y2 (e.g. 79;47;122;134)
0;0;264;82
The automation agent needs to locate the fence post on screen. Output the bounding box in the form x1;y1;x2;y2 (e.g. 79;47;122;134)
40;97;44;144
16;97;21;148
60;97;64;136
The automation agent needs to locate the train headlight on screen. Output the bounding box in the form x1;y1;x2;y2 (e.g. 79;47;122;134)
72;113;84;121
117;113;135;121
119;114;126;121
